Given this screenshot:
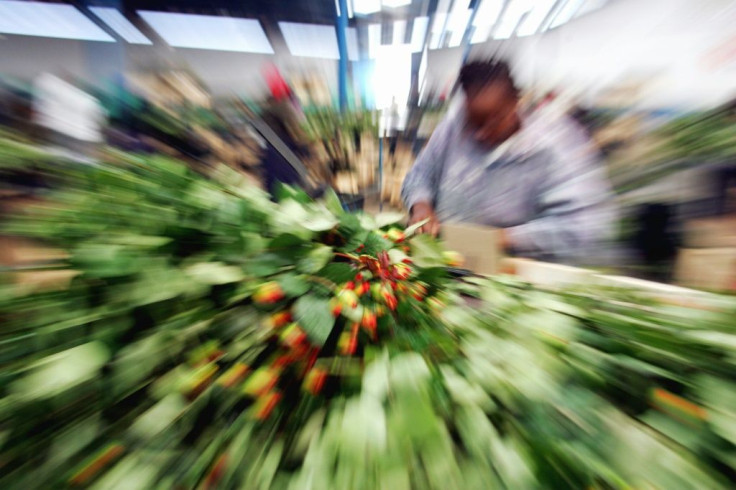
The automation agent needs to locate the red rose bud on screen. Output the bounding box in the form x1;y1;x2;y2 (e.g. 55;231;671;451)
272;354;295;368
393;263;412;280
356;244;365;252
242;367;279;396
382;287;398;311
269;311;292;329
280;323;307;348
355;272;364;281
402;257;413;264
390;281;398;291
403;246;411;253
329;297;342;317
345;281;355;291
253;391;282;420
338;288;359;309
303;368;328;395
253;281;285;304
397;282;410;295
386;228;405;243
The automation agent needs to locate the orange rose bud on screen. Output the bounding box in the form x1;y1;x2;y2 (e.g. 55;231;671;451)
280;323;307;348
383;288;398;310
69;443;125;485
217;363;249;388
442;250;465;267
412;282;428;300
393;263;412;280
338;288;359;309
303;368;328;395
386;228;405;243
329;297;342;317
253;281;285;304
427;296;445;310
362;309;377;330
242;367;279;396
253;391;282;420
338;330;352;355
269;311;292;329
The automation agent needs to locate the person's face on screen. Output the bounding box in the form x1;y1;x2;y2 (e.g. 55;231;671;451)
465;82;520;146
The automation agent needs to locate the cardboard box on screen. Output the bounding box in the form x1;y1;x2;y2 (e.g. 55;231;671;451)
675;248;736;291
683;216;736;248
441;223;503;275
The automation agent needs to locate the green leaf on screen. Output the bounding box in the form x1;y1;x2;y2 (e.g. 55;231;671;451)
363;232;393;255
301;214;339;232
185;262;244;285
246;253;288;277
277;273;311;297
404;218;429;237
317;263;357;284
274;183;312;204
323;188;345;216
410;234;446;268
293;295;335;346
298;245;334;273
375;212;405;228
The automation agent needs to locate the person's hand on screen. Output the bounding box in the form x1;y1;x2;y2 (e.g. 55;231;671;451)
409;201;441;237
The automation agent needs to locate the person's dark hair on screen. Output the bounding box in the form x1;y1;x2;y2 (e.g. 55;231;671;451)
459;59;519;97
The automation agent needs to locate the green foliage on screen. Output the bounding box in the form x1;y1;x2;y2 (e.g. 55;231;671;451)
1;138;735;488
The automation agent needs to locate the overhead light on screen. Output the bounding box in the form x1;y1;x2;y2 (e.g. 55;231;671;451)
353;0;381;15
447;8;472;47
382;0;412;7
368;23;381;58
138;11;273;53
428;12;447;49
409;16;429;52
493;0;532;39
0;1;114;42
393;20;407;45
279;22;339;59
516;0;555;37
347;27;360;61
470;0;503;44
89;7;152;44
548;0;585;29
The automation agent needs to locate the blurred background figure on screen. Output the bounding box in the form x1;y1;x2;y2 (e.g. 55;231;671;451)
402;59;616;263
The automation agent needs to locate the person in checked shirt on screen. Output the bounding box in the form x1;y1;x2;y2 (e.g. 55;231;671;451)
402;59;617;263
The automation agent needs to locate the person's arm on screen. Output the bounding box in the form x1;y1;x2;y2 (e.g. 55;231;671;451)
401;118;453;235
505;139;617;261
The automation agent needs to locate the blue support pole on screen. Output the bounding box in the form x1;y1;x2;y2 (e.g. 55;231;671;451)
336;0;349;113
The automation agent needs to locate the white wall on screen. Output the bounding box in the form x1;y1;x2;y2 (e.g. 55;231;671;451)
511;0;736;109
420;0;736;110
